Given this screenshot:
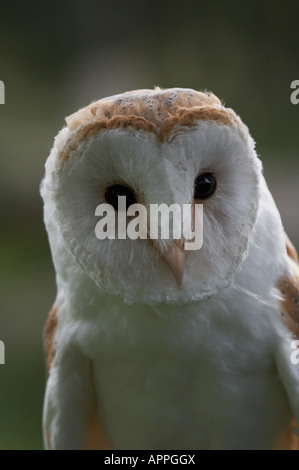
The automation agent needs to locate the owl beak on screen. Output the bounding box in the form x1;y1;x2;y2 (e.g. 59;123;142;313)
162;241;185;289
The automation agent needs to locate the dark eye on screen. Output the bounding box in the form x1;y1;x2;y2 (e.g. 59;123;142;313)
194;172;217;200
105;184;137;210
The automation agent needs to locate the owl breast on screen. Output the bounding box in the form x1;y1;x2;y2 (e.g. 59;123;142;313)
79;292;291;450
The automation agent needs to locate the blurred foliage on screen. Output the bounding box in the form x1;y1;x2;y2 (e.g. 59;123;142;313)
0;0;298;449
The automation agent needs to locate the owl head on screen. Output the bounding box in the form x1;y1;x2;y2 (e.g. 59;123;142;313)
41;87;262;305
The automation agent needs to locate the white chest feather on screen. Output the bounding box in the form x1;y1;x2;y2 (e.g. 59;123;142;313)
70;290;291;450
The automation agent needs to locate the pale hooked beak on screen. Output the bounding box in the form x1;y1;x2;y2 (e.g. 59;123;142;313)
162;240;185;289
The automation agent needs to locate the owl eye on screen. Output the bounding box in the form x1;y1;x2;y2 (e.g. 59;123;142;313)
105;184;137;210
194;172;217;200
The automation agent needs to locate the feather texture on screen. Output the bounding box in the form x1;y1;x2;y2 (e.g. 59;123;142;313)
41;87;299;449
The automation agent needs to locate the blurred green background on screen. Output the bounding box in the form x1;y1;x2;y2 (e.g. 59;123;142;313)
0;0;298;449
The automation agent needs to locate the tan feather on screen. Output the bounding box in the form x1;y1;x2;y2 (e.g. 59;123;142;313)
59;88;247;160
286;233;299;264
44;304;58;372
65;88;222;131
278;234;299;338
275;419;299;450
85;410;111;450
276;234;299;449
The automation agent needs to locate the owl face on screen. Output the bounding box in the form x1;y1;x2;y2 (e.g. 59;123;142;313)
44;88;262;305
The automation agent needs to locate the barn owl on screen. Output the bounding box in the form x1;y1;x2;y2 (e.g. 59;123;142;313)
41;87;299;450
